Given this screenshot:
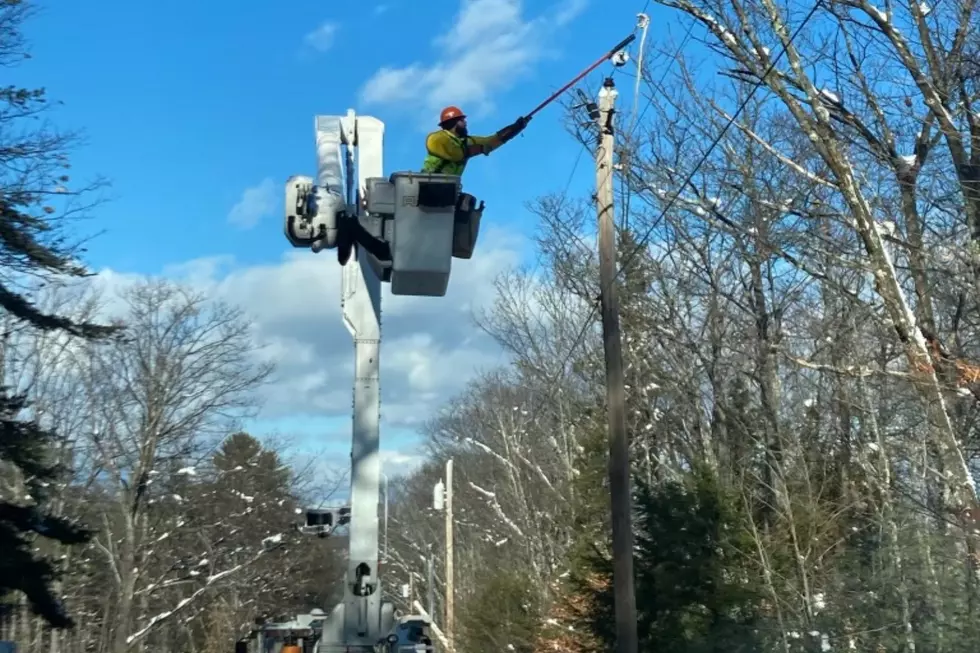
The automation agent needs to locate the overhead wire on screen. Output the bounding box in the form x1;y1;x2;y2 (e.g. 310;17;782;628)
625;13;651;140
517;4;682;419
530;22;649;266
614;1;823;293
539;31;643;282
520;1;823;424
620;15;695;230
627;19;695;145
619;13;649;231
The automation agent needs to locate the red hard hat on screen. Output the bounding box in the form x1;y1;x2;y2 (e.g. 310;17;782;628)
439;106;466;125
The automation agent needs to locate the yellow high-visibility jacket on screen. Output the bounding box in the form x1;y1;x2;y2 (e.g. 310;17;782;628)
421;129;503;176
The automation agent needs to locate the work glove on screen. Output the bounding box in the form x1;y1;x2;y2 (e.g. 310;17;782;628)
499;116;530;142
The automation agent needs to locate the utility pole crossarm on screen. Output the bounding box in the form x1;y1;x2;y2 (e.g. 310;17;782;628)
594;77;638;653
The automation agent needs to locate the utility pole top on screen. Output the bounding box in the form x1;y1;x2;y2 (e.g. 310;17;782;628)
598;79;618;136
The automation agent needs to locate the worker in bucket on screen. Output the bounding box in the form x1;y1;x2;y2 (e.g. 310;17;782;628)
421;106;529;176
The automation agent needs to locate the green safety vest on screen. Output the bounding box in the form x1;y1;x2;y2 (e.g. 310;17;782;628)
421;130;468;176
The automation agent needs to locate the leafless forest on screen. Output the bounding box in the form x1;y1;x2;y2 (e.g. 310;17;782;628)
6;0;980;652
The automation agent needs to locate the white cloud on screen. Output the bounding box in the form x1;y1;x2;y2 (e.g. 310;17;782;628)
305;448;426;505
228;178;277;229
380;449;425;477
359;0;588;125
304;21;339;53
91;228;525;430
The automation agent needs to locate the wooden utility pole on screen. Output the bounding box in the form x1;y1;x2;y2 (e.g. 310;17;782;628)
444;458;455;652
594;76;638;653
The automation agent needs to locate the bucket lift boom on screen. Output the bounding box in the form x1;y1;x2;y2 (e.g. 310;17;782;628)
287;110;392;649
280;111;435;652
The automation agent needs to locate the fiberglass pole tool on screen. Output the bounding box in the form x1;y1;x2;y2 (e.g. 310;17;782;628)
523;32;637;120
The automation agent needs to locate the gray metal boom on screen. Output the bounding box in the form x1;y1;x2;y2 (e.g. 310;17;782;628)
280;108;444;653
313;110;392;649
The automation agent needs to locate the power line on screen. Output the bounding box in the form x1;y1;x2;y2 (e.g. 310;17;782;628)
534;50;636;261
621;16;695;229
627;18;695;145
521;1;823;422
517;5;696;418
615;1;822;289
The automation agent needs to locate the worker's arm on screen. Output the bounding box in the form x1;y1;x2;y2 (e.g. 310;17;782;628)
472;116;531;156
428;130;503;158
468;134;504;155
427;117;530;161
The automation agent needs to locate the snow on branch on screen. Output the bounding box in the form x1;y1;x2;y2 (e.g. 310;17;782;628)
475;419;562;495
514;451;559;495
124;537;282;647
468;482;525;538
668;2;743;56
783;353;910;380
709;101;835;188
463;437;519;473
644;181;842;287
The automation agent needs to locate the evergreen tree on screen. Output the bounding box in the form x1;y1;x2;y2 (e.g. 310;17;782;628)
582;469;764;653
213;432;292;498
459;568;542;653
0;392;94;628
0;0;117;628
181;432;330;646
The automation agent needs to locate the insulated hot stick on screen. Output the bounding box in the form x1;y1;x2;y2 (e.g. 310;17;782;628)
523;33;637;121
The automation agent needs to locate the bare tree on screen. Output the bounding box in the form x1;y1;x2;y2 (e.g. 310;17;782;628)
75;280;272;653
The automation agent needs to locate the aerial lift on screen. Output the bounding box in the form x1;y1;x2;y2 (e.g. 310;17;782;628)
251;111;445;653
284;110;483;298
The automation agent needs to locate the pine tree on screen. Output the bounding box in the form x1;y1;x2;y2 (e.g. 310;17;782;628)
182;432;319;645
0;0;117;629
0;392;94;628
459;568;543;653
579;468;765;653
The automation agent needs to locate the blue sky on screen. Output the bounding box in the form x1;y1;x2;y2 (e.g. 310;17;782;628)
16;0;682;479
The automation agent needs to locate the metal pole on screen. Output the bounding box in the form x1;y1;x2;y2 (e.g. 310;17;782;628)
444;459;454;652
594;77;638;653
337;110;386;644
